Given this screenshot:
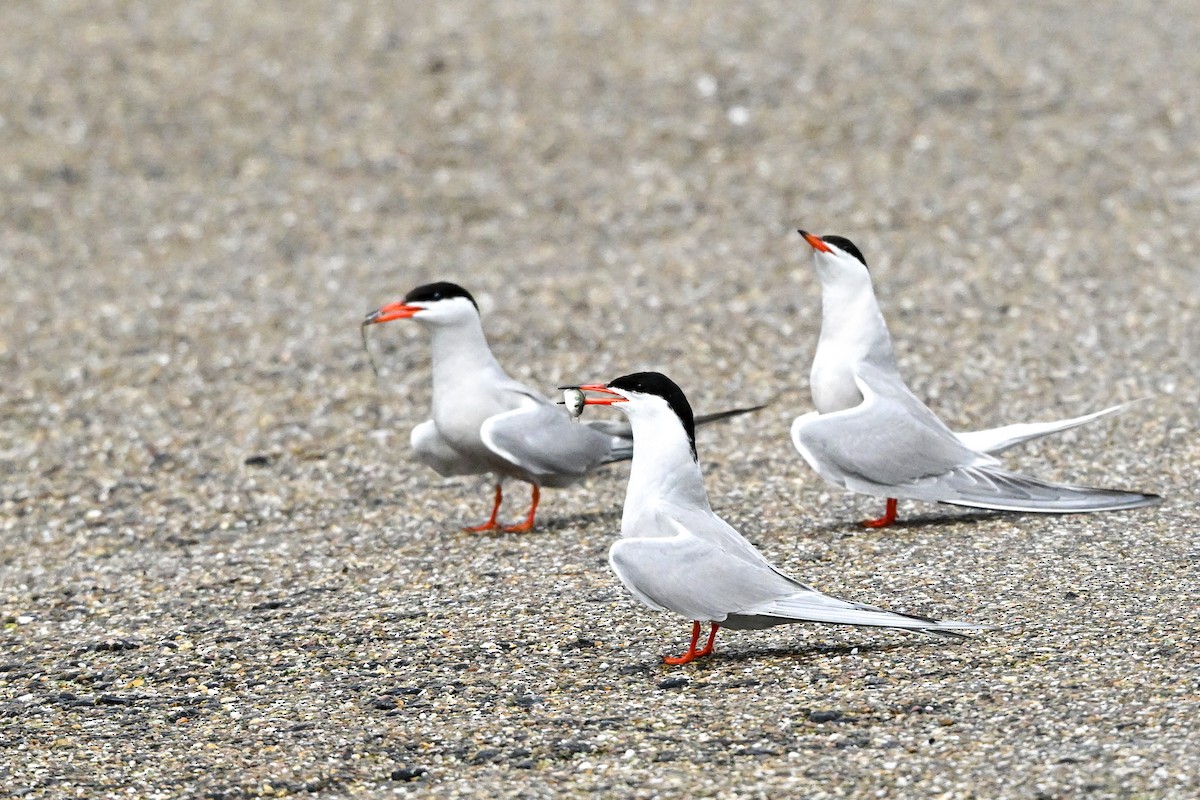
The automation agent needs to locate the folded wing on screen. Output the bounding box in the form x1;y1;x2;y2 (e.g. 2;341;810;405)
610;513;983;634
480;395;628;485
792;370;994;492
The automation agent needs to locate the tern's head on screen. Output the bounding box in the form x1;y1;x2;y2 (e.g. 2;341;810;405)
571;371;697;457
797;230;870;282
363;281;480;327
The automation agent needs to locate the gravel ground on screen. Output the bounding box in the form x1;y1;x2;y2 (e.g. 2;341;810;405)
2;1;1199;797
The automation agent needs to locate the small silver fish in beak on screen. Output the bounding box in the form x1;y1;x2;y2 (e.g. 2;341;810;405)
360;317;380;377
559;387;586;418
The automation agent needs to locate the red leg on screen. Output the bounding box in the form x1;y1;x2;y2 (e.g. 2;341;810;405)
664;621;703;665
664;620;719;665
861;497;898;528
462;484;503;532
502;484;540;533
695;622;720;658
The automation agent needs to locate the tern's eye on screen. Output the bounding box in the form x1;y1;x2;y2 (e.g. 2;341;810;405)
562;388;585;418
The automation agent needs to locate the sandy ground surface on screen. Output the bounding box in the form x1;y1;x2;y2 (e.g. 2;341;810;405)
2;1;1199;797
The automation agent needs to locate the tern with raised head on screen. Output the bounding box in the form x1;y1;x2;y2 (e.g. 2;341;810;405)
791;230;1160;528
572;371;983;665
363;282;761;532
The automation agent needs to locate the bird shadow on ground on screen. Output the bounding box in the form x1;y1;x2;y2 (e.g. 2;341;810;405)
709;639;924;666
536;508;622;534
629;639;929;672
814;508;1006;535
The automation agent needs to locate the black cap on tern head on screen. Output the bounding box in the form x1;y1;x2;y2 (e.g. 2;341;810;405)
821;235;868;269
607;371;697;457
403;281;478;310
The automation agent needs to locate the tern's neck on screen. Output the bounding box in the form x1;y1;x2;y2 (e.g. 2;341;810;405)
425;316;509;399
620;413;711;537
811;270;897;411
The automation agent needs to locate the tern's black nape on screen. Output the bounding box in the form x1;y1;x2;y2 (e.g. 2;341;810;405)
607;371;697;456
820;235;869;269
403;281;479;310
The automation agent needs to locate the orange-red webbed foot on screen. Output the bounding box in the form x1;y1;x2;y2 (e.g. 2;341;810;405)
663;621;719;665
501;484;540;533
861;497;898;528
695;623;719;658
462;484;503;533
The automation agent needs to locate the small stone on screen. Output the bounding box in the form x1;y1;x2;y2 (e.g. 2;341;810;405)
743;746;778;756
563;637;596;650
390;767;425;782
470;748;502;764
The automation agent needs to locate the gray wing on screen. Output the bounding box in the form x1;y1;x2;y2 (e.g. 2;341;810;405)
793;375;1160;510
791;370;995;495
581;418;634;463
607;512;805;622
480;395;628;486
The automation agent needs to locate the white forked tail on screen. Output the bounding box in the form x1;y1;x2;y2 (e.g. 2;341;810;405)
743;591;987;638
955;400;1142;455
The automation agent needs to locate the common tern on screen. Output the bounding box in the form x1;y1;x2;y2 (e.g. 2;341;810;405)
572;371;983;665
363;282;761;532
791;230;1161;528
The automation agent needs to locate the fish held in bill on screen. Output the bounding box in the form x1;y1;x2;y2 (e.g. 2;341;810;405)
559;387;586;418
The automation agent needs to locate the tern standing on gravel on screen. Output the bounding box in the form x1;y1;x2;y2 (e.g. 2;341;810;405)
571;372;983;665
363;282;759;532
790;230;1161;528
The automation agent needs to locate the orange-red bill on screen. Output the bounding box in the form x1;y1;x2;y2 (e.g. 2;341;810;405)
575;383;627;405
798;230;831;253
365;301;422;325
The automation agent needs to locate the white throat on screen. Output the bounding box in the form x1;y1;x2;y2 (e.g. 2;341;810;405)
421;312;510;406
810;263;897;412
618;401;711;537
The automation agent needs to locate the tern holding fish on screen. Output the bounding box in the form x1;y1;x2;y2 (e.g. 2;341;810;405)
790;230;1161;527
362;282;762;532
569;372;984;664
